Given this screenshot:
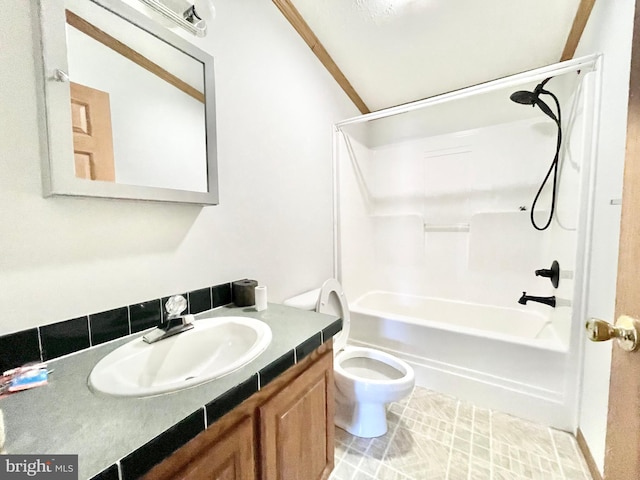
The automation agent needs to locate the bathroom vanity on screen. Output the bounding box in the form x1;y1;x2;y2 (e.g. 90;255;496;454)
147;343;334;480
0;304;341;479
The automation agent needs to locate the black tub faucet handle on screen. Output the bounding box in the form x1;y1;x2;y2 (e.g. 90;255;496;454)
535;260;560;288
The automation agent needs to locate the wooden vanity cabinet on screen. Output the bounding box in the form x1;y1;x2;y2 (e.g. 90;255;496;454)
260;349;334;480
175;416;255;480
145;343;334;480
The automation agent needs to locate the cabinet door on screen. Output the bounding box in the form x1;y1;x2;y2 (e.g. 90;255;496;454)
260;351;334;480
149;416;255;480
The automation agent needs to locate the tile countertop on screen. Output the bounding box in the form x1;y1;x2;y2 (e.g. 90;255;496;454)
0;303;341;479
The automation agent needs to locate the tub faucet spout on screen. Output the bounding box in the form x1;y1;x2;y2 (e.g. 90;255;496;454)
518;292;556;308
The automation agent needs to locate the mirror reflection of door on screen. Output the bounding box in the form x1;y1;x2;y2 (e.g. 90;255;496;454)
70;81;115;182
65;5;208;192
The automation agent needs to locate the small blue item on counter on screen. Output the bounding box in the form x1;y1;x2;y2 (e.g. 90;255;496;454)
1;363;49;394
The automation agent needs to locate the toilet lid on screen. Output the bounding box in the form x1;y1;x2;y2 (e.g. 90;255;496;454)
316;279;350;352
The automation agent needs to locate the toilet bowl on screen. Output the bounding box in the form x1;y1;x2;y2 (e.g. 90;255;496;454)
284;279;415;438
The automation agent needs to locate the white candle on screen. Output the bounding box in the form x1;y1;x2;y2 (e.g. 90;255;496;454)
255;285;268;311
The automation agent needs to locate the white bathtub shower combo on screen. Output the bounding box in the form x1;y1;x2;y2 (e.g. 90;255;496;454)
333;55;602;430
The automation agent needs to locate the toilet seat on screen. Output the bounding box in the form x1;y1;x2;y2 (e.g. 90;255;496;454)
316;278;350;352
335;346;412;384
316;280;414;393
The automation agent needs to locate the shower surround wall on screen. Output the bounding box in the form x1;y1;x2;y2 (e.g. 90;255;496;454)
335;60;598;430
349;120;563;308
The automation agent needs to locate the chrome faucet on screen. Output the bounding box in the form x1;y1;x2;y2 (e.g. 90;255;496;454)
518;292;556;308
143;295;194;344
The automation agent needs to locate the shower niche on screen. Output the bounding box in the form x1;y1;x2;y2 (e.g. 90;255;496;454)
333;55;601;430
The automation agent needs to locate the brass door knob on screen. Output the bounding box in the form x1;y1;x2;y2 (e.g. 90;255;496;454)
585;315;640;352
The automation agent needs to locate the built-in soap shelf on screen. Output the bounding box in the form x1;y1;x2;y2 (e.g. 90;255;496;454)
367;213;470;232
368;209;532;234
368;213;423;218
423;223;470;232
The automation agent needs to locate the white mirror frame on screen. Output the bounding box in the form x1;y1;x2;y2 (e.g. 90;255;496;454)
33;0;219;205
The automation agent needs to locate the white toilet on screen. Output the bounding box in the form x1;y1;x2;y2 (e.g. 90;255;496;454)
285;279;415;438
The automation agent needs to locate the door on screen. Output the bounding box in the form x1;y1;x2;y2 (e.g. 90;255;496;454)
69;81;116;182
602;3;640;478
259;351;334;480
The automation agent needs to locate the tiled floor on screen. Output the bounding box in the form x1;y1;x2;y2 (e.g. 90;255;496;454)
330;386;592;480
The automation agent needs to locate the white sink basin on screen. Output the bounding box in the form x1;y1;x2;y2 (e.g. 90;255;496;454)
89;316;272;397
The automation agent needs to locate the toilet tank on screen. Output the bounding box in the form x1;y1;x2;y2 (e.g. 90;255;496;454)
283;288;321;311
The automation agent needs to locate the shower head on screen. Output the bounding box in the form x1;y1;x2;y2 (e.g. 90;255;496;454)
510;78;558;123
509;90;538;105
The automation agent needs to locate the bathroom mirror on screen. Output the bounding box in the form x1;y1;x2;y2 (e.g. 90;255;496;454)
34;0;218;204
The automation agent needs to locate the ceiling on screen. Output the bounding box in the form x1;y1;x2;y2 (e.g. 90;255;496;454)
287;0;584;112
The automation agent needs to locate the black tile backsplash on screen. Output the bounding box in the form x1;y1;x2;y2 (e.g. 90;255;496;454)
206;374;259;426
296;332;322;362
0;282;240;370
40;316;90;361
322;318;343;343
120;409;205;480
188;288;212;314
212;283;232;308
0;328;41;372
129;300;162;333
89;307;129;346
259;349;295;388
89;464;119;480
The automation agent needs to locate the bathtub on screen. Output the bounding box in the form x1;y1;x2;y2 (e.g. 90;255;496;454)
347;290;573;429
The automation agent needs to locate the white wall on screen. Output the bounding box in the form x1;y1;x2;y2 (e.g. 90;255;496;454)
0;0;357;334
574;0;636;474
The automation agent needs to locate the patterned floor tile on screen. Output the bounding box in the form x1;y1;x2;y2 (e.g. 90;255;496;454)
350;435;374;454
491;411;556;458
330;386;593;480
336;426;355;446
551;428;591;476
365;433;396;461
406;391;458;422
562;466;591;480
358;454;382;478
447;448;470;479
331;459;359;479
386;438;450;477
376;464;414;480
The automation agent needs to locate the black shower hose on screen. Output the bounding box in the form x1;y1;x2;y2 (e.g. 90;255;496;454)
530;91;562;231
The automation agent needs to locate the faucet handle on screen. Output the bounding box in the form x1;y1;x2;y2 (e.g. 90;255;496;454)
165;295;187;318
534;260;560;288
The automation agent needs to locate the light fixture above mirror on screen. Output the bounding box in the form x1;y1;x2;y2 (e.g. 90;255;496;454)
137;0;216;37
